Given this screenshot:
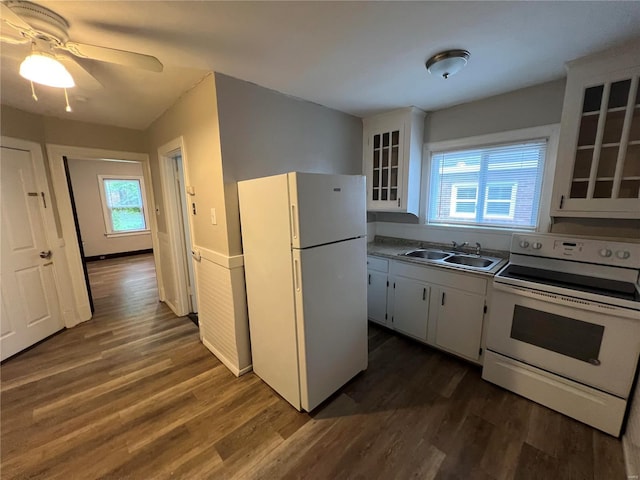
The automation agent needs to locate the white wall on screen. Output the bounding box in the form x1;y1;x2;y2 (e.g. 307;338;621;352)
66;158;152;257
425;79;566;143
214;72;362;256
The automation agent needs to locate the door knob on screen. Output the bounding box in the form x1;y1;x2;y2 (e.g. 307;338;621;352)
39;250;52;259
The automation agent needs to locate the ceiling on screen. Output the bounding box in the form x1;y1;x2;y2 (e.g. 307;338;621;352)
2;1;640;130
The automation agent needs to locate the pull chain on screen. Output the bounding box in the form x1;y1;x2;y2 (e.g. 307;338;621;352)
64;88;72;112
30;81;38;101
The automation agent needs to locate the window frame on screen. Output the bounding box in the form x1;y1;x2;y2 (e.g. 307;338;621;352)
97;174;151;237
421;125;559;233
484;182;517;220
450;183;479;219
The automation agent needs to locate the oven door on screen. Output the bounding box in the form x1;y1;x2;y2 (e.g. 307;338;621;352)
486;282;640;398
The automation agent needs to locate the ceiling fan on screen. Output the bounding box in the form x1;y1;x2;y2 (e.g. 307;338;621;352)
0;0;163;93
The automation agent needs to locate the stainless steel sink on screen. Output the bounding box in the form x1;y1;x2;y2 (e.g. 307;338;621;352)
403;249;450;260
444;255;494;268
398;248;504;271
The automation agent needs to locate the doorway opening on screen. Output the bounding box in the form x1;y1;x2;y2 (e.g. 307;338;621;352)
63;155;158;319
156;137;198;321
172;152;198;323
159;142;198;322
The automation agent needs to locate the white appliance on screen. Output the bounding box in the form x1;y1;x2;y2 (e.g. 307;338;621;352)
238;172;368;411
483;233;640;436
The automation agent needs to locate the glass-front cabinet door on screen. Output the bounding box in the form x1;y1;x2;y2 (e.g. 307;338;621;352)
363;107;425;215
370;128;403;207
553;65;640;217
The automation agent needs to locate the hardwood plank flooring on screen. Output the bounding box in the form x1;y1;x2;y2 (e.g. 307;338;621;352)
0;253;627;479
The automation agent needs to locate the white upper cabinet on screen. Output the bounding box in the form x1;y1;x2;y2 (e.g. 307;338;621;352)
362;107;425;215
552;44;640;218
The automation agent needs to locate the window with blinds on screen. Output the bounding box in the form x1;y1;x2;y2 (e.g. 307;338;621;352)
428;139;547;229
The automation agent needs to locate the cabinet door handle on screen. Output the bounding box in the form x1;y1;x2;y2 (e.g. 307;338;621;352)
422;288;426;301
441;292;445;305
559;195;564;209
397;197;401;207
368;274;371;285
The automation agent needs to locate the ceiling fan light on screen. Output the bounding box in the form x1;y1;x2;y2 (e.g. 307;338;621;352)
426;49;470;79
19;53;75;88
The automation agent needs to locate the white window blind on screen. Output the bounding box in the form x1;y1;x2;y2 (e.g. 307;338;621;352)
428;139;547;229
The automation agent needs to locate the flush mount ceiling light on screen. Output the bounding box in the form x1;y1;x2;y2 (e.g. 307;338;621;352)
425;49;470;79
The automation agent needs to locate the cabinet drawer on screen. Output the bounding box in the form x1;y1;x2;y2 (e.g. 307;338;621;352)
367;256;389;273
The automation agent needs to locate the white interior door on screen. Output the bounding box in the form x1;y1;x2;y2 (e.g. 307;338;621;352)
174;155;197;313
1;146;64;361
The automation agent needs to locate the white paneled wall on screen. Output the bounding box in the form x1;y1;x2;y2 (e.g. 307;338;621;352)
624;382;640;477
195;247;251;376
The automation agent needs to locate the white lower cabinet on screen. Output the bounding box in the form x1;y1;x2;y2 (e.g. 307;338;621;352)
367;255;488;364
430;287;485;361
367;270;388;325
390;278;429;342
366;256;389;326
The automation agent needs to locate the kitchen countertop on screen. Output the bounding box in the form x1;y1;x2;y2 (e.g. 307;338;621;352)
367;236;509;277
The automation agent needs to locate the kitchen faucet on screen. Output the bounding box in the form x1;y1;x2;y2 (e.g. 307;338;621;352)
451;241;468;252
475;242;482;256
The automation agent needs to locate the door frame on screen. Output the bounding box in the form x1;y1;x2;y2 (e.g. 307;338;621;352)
46;144;162;325
0;136;72;327
158;136;195;317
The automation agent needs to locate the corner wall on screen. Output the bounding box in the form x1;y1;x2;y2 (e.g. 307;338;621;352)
145;73;252;375
214;72;362;256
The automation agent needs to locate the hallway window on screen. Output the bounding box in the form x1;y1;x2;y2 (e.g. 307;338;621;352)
98;175;150;235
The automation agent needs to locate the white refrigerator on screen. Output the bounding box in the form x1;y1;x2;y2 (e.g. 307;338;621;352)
238;172;368;411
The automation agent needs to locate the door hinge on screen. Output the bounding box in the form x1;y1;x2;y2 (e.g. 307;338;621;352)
559;195;564;209
397;198;401;207
483;304;487;314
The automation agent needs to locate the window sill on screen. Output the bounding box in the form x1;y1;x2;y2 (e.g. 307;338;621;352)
104;230;151;238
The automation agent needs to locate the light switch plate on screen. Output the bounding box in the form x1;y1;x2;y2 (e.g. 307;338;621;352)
210;208;217;225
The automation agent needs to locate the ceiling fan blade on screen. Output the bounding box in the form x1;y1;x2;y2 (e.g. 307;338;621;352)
0;34;29;45
63;41;163;72
0;1;34;33
57;54;103;90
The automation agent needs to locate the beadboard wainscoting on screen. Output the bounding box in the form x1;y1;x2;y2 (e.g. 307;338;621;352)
624;381;640;478
195;246;251;377
157;231;178;314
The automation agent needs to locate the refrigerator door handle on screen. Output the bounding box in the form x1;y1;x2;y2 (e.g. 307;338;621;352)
291;204;298;240
294;259;301;291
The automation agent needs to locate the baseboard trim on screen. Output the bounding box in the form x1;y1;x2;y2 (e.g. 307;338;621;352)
84;249;153;262
202;338;252;377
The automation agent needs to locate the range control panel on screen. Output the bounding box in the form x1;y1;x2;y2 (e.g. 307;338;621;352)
510;233;640;268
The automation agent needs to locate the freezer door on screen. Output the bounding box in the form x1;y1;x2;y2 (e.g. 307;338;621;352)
292;237;368;411
288;172;366;249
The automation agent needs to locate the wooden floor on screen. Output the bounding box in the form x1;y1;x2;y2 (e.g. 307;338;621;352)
0;253;626;479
